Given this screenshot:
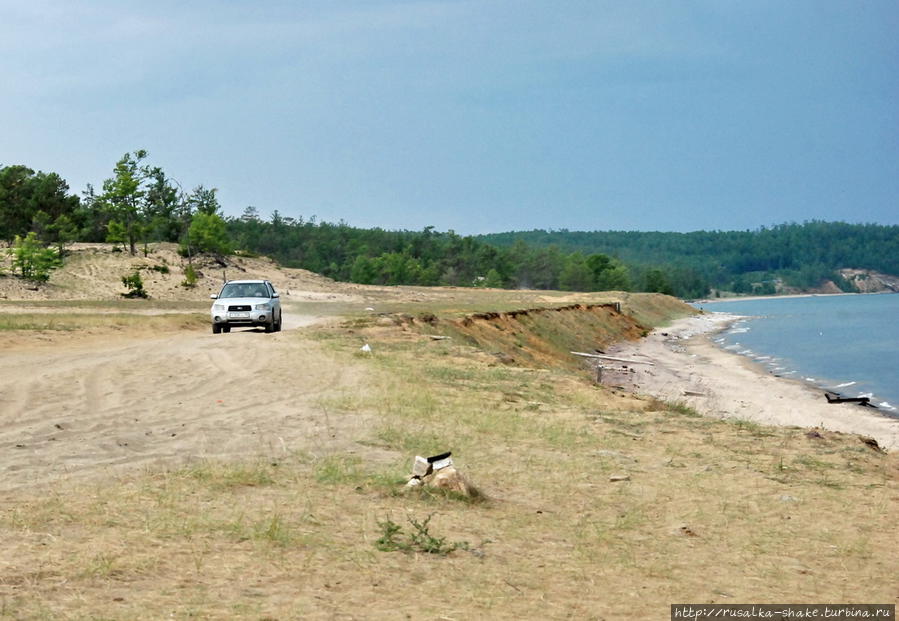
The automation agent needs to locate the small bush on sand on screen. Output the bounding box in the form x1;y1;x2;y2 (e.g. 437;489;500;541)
10;232;61;283
181;264;198;288
121;271;148;298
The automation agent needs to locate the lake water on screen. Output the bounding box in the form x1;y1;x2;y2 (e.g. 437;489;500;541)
699;294;899;415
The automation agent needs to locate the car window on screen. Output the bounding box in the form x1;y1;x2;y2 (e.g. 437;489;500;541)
219;283;270;298
219;284;240;298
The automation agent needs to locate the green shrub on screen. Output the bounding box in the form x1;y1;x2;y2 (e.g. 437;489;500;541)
121;271;148;298
181;264;198;288
10;232;61;283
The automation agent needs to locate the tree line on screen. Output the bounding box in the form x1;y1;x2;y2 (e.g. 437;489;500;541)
481;223;899;296
226;212;634;292
2;153;897;297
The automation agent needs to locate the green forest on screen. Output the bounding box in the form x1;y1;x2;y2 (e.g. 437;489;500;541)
2;152;898;298
481;224;899;296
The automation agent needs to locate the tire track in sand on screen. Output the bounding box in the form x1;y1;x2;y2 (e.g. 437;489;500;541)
0;318;371;491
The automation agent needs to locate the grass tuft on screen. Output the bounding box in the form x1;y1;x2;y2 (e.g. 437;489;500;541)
313;454;364;485
182;460;277;490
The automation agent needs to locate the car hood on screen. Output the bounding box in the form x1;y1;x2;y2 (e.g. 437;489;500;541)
212;297;273;305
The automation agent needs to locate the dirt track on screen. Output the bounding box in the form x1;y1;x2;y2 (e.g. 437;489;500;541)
0;306;374;492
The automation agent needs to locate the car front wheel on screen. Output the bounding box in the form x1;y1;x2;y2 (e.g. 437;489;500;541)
212;324;221;334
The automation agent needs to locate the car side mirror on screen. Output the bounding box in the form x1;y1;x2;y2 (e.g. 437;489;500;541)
210;294;218;299
272;292;279;298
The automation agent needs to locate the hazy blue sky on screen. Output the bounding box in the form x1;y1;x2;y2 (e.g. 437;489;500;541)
2;1;897;234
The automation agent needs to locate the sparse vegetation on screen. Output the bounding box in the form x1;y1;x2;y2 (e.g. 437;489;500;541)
182;460;277;490
3;313;895;618
375;514;470;555
0;311;207;332
0;264;896;619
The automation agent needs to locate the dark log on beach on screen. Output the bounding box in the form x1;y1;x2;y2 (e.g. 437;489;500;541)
824;392;876;407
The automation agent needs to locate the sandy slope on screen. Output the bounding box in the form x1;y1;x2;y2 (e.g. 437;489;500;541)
0;305;378;492
608;313;899;450
0;242;359;302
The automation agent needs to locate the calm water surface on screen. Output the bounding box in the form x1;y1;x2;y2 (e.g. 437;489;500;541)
700;294;899;415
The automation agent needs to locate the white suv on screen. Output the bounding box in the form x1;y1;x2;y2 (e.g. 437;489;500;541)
210;279;282;334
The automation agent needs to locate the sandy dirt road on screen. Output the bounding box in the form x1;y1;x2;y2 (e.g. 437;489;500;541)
0;306;374;492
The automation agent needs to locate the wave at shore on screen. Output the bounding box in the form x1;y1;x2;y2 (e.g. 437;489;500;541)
714;319;898;415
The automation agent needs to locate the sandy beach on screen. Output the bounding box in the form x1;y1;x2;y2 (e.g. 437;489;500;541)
607;312;899;451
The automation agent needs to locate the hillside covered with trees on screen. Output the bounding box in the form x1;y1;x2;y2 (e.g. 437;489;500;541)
480;225;899;296
2;152;897;298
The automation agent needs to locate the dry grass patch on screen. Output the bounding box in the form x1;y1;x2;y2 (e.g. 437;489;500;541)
0;311;207;333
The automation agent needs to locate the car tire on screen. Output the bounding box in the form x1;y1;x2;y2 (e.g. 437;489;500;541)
264;320;274;333
222;325;231;333
212;324;221;334
275;312;282;332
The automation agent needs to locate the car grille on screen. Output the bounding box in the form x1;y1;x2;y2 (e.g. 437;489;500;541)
228;305;251;311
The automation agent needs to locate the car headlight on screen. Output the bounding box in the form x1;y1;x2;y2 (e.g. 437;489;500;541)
254;303;271;310
213;304;225;311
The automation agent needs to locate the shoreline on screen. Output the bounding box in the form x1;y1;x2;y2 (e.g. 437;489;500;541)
608;313;899;451
694;290;897;304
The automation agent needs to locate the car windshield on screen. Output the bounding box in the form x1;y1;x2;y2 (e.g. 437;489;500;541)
219;283;269;298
